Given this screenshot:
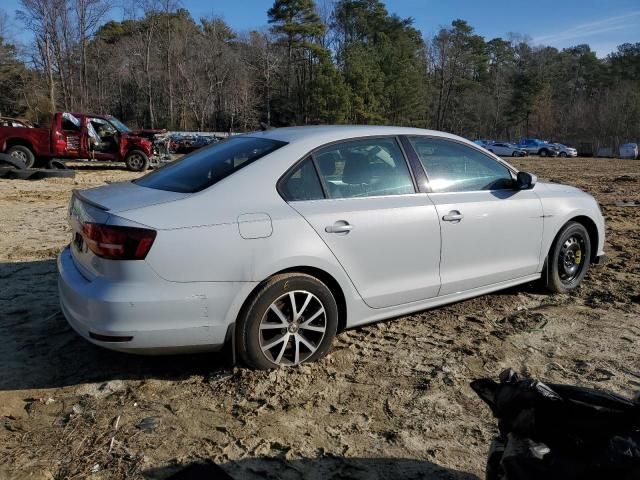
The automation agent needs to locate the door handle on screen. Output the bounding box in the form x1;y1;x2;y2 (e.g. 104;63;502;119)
442;211;464;222
325;221;353;234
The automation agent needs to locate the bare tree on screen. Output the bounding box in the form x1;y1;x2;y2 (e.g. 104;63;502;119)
248;30;281;126
75;0;110;109
18;0;62;112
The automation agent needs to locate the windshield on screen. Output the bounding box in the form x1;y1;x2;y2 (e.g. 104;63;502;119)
109;117;132;133
135;136;287;193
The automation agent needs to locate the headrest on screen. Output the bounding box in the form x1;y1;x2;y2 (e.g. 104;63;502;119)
342;151;371;185
316;152;338;177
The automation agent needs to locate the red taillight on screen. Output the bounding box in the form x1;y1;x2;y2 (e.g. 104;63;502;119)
81;223;156;260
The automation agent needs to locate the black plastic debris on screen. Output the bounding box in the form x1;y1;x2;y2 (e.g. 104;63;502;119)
0;153;75;179
164;460;234;480
471;369;640;480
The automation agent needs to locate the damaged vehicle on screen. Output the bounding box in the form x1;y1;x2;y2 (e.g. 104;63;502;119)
0;112;160;171
0;117;34;128
58;126;606;368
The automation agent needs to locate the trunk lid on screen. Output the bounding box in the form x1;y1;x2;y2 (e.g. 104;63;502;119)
76;181;188;213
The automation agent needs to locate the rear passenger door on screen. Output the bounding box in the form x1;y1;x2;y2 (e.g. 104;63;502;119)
406;136;543;296
280;137;442;309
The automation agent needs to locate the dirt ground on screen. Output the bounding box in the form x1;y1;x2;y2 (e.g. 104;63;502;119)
0;158;639;479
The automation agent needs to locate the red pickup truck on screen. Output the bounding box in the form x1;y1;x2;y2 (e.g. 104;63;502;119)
0;112;161;171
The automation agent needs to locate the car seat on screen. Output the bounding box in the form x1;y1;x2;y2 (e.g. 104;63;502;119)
341;151;372;197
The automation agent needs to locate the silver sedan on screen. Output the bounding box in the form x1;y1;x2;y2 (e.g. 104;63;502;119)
58;126;606;368
486;142;527;157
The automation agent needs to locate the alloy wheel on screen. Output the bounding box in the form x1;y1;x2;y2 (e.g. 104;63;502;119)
259;290;327;366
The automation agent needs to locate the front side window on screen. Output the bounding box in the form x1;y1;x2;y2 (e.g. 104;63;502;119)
313;138;415;199
108;117;132;133
136;136;287;193
280;157;325;201
408;137;514;193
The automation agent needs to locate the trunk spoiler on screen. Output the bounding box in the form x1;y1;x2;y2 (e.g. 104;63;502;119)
72;189;110;211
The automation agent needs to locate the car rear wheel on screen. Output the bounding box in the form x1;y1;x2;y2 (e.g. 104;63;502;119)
542;221;591;293
124;150;150;172
539;149;549;157
236;273;338;369
7;145;35;168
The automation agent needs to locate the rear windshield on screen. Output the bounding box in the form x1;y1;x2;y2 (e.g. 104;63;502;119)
135;136;287;193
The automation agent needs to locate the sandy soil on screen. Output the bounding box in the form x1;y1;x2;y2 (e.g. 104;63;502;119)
0;158;639;479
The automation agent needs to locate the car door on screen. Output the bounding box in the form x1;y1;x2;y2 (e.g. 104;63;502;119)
489;143;507;156
406;136;543;296
87;117;119;161
521;140;535;155
280;137;442;309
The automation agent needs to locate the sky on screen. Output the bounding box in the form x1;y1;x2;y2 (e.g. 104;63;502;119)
3;0;640;57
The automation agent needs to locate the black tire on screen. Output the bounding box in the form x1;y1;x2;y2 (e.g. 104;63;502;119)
539;148;549;157
542;221;591;293
47;159;68;170
0;167;75;180
124;149;149;172
236;273;338;369
7;145;35;168
0;153;26;169
559;152;567;158
511;151;519;157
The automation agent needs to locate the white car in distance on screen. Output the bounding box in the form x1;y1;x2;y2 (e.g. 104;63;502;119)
486;142;527;157
551;143;578;158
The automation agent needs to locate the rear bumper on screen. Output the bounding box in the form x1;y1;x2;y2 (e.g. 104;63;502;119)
57;246;249;354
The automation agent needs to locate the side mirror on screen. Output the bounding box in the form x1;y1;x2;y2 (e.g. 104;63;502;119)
516;171;537;190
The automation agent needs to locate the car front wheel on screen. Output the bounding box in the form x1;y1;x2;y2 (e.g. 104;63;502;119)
543;221;591;293
236;273;338;369
124;150;150;172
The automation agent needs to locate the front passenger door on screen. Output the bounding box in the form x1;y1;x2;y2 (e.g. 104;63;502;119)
407;137;543;296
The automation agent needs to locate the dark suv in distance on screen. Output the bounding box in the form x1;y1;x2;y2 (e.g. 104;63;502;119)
517;138;560;157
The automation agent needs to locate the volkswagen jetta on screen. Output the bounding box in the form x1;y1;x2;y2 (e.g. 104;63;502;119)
58;126;606;368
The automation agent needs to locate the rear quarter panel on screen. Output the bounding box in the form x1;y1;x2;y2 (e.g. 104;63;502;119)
0;125;51;155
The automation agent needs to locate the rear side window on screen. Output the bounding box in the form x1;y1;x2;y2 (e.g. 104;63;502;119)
408;137;514;192
313;138;415;199
280;158;325;201
135;137;287;193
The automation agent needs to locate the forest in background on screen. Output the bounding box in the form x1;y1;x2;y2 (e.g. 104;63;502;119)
1;0;639;149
